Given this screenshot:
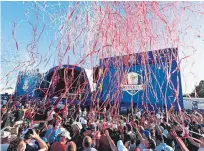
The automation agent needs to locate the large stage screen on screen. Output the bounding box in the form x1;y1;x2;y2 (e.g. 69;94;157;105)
98;48;183;111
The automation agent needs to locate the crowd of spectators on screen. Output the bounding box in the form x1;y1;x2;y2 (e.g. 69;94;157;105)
1;98;204;151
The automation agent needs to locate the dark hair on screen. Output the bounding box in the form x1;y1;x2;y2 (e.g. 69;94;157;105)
24;129;33;139
39;122;46;130
163;118;167;123
156;135;164;142
111;130;121;144
130;138;135;144
148;138;156;149
53;121;56;128
126;123;132;132
173;122;178;126
149;129;155;136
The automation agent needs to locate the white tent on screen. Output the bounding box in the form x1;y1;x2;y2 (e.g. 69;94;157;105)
0;87;14;94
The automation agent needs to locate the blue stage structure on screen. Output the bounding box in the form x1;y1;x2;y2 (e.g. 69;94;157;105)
97;48;183;111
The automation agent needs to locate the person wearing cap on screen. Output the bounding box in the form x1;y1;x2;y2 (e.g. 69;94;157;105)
82;136;97;151
71;122;83;151
50;130;71;151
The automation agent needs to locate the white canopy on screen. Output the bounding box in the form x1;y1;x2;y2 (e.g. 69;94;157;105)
0;87;14;94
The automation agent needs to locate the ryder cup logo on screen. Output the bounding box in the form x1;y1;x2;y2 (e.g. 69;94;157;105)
123;72;143;95
23;80;29;91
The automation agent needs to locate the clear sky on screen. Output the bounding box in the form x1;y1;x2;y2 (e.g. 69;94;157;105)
1;1;204;94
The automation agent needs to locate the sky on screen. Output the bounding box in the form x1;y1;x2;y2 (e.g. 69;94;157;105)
1;1;204;94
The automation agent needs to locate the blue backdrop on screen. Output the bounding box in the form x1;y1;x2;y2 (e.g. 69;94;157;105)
98;48;183;111
15;73;41;97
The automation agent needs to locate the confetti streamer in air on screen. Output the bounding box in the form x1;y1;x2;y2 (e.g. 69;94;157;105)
1;2;204;128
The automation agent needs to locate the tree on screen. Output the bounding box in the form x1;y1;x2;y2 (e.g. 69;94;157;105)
183;94;189;97
190;80;204;98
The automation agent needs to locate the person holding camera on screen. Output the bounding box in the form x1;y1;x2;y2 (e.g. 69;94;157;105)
24;129;48;151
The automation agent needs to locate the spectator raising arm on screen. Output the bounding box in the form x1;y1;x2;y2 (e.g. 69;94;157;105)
105;130;117;151
135;124;144;142
31;130;48;151
171;130;189;151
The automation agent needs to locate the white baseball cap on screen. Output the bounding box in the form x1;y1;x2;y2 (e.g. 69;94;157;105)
61;131;71;140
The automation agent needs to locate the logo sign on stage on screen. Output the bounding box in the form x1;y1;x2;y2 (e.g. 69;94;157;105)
123;72;143;95
23;80;29;91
